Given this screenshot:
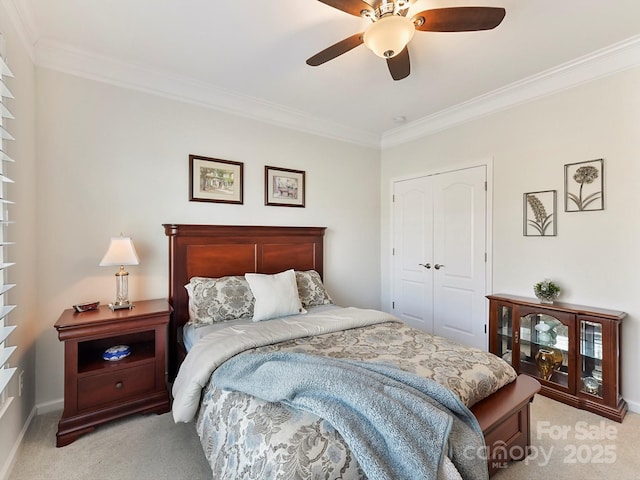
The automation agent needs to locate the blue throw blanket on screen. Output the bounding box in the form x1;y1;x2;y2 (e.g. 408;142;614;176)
212;351;488;480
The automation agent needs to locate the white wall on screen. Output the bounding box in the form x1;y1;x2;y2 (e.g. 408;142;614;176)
0;2;38;477
381;67;640;411
34;68;381;407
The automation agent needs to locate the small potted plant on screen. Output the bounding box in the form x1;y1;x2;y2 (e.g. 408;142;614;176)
533;279;560;304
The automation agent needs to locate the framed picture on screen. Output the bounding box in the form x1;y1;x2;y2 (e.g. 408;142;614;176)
265;166;305;207
524;190;557;236
564;159;604;212
189;155;243;204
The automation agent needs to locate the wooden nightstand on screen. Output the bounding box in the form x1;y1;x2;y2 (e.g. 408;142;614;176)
54;299;172;447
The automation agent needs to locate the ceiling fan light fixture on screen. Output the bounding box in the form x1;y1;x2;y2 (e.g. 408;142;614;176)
363;14;415;59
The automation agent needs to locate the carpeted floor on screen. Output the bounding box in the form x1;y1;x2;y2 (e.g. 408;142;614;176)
492;395;640;480
8;394;640;480
8;409;211;480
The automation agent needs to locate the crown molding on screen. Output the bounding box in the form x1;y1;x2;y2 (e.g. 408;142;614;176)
381;35;640;149
4;0;639;150
3;0;380;147
36;33;640;151
33;38;380;149
1;0;37;61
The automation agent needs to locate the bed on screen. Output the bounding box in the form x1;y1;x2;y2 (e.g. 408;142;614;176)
163;224;540;479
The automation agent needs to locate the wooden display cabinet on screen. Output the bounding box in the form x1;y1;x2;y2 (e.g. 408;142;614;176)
54;299;172;446
488;294;627;422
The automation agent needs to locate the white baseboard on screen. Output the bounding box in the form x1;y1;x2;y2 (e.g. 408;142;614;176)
626;398;640;415
0;399;63;480
0;404;36;480
36;398;63;415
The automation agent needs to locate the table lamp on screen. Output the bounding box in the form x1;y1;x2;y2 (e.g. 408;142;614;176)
99;235;140;310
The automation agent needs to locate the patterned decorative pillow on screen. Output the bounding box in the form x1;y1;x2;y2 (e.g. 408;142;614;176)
295;270;333;307
185;276;255;326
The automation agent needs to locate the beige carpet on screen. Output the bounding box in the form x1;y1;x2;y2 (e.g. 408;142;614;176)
8;410;211;480
8;395;640;480
492;395;640;480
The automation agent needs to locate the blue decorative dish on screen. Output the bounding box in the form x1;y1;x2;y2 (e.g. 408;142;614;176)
103;345;131;361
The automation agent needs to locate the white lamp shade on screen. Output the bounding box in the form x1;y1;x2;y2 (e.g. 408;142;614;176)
99;236;140;266
363;15;415;59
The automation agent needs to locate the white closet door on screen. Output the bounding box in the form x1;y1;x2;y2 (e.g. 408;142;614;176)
392;176;434;331
392;165;487;350
432;166;487;350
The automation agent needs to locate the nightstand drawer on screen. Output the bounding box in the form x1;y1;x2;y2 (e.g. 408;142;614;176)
77;362;156;411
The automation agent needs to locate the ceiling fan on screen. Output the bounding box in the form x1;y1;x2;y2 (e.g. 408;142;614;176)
306;0;506;81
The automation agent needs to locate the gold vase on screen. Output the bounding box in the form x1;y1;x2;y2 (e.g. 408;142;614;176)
535;348;557;381
551;348;564;370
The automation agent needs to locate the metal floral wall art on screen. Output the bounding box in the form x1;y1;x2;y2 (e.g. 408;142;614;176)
524;190;557;236
564;159;604;212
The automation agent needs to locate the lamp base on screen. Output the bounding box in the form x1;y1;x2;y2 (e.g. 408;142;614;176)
109;302;134;311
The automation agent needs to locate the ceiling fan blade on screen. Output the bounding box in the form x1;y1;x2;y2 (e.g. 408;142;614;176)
306;33;364;66
317;0;375;17
413;7;506;32
387;47;410;81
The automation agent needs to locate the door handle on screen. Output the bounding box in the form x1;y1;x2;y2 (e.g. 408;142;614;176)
434;264;445;270
418;263;431;269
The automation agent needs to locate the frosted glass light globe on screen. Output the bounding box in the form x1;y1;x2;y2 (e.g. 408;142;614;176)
363;15;416;59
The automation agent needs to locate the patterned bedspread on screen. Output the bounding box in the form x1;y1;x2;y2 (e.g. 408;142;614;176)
191;313;516;479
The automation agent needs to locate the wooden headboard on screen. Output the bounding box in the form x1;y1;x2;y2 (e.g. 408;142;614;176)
163;224;326;380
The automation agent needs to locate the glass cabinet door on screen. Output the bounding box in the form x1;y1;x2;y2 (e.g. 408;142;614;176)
518;309;574;392
495;304;514;363
580;319;603;398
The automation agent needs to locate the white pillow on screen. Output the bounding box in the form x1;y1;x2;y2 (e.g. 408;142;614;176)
245;269;306;322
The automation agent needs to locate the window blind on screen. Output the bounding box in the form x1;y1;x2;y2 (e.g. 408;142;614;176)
0;33;16;402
